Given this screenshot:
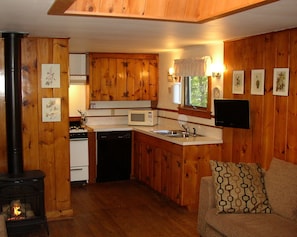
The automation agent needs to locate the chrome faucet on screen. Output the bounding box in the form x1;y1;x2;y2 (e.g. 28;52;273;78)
181;124;190;137
192;128;197;137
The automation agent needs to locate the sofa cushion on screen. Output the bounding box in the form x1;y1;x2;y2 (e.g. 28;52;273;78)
265;158;297;221
209;160;271;214
205;208;297;237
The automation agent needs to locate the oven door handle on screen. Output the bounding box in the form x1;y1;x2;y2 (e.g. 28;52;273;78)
70;138;88;141
71;168;84;171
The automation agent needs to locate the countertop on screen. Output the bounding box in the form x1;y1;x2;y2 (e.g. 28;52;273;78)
87;124;223;146
87;124;133;132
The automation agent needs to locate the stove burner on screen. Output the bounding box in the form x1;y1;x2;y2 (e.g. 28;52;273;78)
69;121;85;131
69;125;84;130
69;121;88;139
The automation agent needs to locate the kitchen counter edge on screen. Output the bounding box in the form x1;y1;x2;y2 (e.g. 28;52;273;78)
87;125;222;146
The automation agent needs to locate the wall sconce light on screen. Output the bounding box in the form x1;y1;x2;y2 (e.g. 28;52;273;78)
211;63;225;79
212;72;222;79
168;67;175;82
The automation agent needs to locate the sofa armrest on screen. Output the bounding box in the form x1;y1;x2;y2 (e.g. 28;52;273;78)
198;176;216;237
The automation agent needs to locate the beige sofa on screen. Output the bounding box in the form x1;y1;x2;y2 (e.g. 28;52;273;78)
198;158;297;237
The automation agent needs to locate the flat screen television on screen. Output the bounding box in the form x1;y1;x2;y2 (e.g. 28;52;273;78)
214;99;250;129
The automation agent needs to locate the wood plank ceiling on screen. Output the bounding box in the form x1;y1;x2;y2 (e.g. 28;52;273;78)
48;0;278;23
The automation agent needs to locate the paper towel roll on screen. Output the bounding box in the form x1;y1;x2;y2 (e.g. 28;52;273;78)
172;82;181;104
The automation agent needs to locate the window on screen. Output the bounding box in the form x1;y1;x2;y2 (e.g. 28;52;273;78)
184;76;208;108
179;75;211;118
174;57;212;119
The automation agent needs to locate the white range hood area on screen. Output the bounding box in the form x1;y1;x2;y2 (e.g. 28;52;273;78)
69;53;88;84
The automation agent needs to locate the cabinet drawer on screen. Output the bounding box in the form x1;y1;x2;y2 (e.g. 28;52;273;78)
71;166;88;182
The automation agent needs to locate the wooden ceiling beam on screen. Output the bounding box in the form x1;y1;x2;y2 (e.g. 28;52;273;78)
48;0;278;23
48;0;76;15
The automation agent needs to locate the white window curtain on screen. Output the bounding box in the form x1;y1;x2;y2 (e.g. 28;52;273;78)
174;57;211;77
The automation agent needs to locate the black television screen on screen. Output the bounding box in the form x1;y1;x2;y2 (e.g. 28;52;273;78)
214;99;250;129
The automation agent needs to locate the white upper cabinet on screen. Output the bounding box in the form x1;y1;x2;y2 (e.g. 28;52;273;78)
69;53;87;75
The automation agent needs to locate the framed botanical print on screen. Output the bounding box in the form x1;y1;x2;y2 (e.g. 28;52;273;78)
41;64;60;88
251;69;265;95
232;70;244;94
273;68;290;96
42;98;61;122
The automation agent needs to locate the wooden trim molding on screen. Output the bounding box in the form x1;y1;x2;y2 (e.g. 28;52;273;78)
178;107;212;119
196;0;278;23
156;107;178;113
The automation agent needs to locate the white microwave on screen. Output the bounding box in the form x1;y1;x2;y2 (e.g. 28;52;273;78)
128;110;158;126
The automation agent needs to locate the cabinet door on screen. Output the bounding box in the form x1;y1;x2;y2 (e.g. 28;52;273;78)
169;153;182;204
160;148;171;197
182;144;221;208
133;139;140;180
118;58;154;101
100;58;117;100
117;59;132;100
133;59;148;100
89;56;117;101
89;54;102;101
89;53;158;102
159;148;182;204
152;147;162;193
134;133;161;192
139;142;154;185
148;59;158;101
133;58;158;101
182;157;198;206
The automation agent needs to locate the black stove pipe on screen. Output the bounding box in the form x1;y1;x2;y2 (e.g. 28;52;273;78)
2;32;26;176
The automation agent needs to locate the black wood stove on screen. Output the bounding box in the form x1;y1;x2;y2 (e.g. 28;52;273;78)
0;32;48;235
0;171;48;235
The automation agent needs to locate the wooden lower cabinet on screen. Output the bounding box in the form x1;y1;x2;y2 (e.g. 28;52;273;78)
133;131;222;211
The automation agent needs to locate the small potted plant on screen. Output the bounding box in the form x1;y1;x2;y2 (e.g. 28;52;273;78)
77;110;87;127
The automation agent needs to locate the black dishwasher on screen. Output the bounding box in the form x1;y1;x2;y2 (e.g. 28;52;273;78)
97;131;132;182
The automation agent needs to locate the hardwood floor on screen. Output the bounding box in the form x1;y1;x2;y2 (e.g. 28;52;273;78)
10;180;199;237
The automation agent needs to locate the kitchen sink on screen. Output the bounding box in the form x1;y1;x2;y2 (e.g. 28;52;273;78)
152;129;204;138
153;129;188;138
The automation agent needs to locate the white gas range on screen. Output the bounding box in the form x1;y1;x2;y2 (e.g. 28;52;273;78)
69;122;89;183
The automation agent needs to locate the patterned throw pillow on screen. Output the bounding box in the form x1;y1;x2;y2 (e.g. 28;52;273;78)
209;160;271;214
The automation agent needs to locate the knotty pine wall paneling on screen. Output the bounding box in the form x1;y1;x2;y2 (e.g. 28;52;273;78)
22;38;40;171
223;28;297;169
0;37;72;220
273;31;289;162
287;28;297;164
